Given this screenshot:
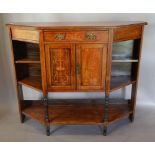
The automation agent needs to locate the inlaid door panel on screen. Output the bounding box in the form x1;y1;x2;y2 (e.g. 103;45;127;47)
76;44;107;90
45;44;75;91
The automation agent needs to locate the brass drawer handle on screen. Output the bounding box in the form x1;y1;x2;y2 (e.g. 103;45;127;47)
86;33;97;40
55;34;65;40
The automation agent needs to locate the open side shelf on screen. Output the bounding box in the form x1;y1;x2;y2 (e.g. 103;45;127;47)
18;76;42;91
12;40;42;91
112;60;138;62
15;58;40;64
22;99;132;125
12;40;40;62
111;40;139;91
110;76;136;91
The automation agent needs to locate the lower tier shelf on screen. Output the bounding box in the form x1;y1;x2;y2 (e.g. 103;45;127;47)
22;99;132;125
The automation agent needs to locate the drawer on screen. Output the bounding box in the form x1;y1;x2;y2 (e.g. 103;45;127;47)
11;28;39;43
113;25;142;42
44;31;109;42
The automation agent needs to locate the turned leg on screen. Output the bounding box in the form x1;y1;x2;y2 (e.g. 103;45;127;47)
42;96;50;136
128;83;137;123
21;114;26;123
103;94;109;136
103;126;107;136
46;125;50;136
129;113;134;122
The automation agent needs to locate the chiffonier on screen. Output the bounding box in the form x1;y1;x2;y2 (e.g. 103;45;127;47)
7;22;147;136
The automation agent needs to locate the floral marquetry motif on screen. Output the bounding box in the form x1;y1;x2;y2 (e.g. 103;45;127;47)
45;44;76;90
50;48;71;85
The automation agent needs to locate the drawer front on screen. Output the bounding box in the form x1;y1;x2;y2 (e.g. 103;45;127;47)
44;31;109;42
11;28;39;42
113;25;142;42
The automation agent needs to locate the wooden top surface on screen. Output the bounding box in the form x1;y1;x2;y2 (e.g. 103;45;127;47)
7;21;147;30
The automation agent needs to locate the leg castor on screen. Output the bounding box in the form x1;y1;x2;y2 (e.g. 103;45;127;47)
21;114;25;123
46;126;50;136
129;114;134;122
103;126;107;136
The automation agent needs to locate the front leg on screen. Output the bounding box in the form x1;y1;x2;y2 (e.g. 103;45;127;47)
42;96;50;136
129;113;134;122
21;114;26;123
103;94;109;136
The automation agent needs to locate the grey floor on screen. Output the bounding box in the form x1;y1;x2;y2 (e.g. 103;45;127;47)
0;100;155;142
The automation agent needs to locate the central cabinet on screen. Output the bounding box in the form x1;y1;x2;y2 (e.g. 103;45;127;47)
45;43;107;91
7;22;147;136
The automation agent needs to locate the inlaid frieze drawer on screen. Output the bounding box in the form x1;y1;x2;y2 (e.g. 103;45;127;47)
44;31;109;42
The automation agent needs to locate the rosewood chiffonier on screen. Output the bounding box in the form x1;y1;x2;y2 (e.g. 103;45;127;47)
7;22;147;136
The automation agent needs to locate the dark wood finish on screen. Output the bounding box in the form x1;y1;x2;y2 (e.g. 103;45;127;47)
76;44;107;90
15;63;41;80
12;40;40;62
42;96;50;136
7;22;147;135
22;99;132;125
103;94;109;136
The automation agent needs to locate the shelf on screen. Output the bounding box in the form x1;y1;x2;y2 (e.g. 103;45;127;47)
22;99;132;125
12;40;40;63
15;58;40;64
110;76;136;91
18;76;42;91
112;60;138;63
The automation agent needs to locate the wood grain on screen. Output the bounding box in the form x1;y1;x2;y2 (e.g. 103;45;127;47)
12;40;40;62
113;25;142;42
7;21;147;30
11;28;39;43
18;76;42;91
76;44;107;90
45;44;76;91
7;22;147;135
44;31;109;43
22;99;132;125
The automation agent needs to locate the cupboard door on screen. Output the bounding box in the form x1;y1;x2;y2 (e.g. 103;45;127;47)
45;44;75;91
76;44;107;90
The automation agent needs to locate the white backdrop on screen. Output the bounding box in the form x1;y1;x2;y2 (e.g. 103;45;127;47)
0;13;155;108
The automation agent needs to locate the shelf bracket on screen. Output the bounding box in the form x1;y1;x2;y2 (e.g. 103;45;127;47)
42;96;50;136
